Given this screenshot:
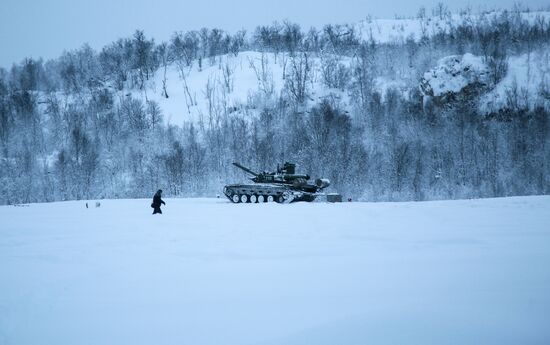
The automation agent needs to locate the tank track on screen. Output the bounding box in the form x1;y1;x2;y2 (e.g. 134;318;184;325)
223;184;317;203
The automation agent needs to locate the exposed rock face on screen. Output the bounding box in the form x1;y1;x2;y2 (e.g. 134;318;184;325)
420;53;493;104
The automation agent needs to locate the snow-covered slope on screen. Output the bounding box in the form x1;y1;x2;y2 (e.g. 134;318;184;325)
139;52;351;125
482;51;550;112
115;11;550;124
1;196;549;344
356;11;550;43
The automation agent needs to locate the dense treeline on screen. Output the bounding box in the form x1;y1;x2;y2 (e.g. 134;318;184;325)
1;6;549;204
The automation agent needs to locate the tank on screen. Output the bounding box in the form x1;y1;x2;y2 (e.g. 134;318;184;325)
223;162;330;203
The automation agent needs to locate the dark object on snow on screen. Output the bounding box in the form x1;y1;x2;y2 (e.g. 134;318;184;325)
223;162;330;203
151;189;166;214
327;194;343;203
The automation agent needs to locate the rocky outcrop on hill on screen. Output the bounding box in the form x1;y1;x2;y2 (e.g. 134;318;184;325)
420;53;493;105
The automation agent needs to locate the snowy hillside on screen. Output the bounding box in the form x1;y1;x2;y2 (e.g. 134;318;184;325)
1;196;550;344
482;50;550;113
356;11;550;43
30;10;550;126
143;48;550;126
137;51;351;125
49;45;550;127
135;12;550;125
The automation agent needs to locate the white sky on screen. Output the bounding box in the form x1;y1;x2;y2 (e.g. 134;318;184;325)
1;0;549;67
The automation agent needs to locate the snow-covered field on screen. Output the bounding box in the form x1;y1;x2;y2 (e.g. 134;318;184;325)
1;196;549;345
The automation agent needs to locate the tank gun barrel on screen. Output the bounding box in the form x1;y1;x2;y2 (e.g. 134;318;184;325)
232;162;259;177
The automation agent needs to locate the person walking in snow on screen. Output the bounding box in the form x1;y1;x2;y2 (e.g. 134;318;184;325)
151;189;166;214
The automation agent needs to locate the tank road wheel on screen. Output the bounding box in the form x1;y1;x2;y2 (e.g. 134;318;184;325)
258;195;266;203
240;194;249;203
267;195;274;202
250;195;258;203
231;194;240;203
276;195;285;203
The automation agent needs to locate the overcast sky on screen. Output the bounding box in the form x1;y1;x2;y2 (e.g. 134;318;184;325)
1;0;549;67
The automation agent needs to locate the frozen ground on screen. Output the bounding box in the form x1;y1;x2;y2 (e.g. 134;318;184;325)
1;196;549;345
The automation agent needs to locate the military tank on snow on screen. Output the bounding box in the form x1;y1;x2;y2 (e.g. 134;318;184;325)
223;162;330;203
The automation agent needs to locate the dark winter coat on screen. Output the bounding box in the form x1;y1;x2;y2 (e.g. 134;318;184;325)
151;191;166;214
152;192;165;208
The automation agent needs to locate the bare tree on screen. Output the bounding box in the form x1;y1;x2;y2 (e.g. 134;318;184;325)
286;52;311;103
